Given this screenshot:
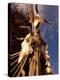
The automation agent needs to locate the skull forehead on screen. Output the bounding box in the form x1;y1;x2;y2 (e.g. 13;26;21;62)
25;33;31;39
25;33;33;42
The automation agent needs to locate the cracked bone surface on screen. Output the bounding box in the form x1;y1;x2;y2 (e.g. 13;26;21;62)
18;33;33;63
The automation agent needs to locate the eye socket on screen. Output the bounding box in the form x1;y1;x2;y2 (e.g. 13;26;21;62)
26;38;30;42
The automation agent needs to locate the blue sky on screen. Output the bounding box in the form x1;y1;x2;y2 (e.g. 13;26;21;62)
39;5;58;74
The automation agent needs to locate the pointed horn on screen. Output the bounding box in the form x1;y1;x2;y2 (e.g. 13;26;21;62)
44;19;54;24
35;4;39;14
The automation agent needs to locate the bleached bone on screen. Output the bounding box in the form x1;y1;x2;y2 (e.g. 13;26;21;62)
45;61;51;67
46;67;52;74
18;33;33;63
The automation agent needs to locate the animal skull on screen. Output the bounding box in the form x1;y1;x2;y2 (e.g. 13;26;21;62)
18;33;33;63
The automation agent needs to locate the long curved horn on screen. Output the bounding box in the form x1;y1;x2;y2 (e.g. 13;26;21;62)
35;4;54;25
35;4;39;14
44;19;54;24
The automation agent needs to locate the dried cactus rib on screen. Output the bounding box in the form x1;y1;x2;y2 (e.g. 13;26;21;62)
17;55;28;76
9;52;19;57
